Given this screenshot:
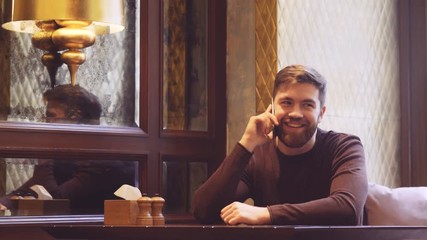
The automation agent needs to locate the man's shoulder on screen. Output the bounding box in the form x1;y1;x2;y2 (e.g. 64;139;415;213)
316;128;366;165
317;128;363;145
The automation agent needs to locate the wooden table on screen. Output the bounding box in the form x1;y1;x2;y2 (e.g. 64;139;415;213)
0;215;426;240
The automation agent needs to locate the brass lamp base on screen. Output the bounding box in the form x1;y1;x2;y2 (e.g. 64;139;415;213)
2;0;125;87
31;20;96;87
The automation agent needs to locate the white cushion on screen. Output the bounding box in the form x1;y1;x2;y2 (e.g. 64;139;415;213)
366;183;427;225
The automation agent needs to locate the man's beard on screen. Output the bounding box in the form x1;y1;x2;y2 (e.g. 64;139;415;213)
277;118;318;148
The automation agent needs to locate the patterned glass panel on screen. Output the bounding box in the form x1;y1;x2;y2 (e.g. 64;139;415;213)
255;0;277;114
277;0;400;187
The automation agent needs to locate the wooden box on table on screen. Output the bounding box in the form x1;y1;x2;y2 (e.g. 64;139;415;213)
13;199;70;215
104;200;138;225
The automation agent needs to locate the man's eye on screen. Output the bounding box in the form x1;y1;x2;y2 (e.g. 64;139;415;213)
303;103;315;108
282;101;292;106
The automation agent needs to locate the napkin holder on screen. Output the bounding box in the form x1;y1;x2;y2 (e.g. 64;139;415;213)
13;199;70;216
104;200;139;225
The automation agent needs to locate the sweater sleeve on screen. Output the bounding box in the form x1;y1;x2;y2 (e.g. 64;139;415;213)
267;135;368;225
192;143;253;224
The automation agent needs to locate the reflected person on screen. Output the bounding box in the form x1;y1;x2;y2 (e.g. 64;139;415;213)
0;84;136;214
192;65;368;225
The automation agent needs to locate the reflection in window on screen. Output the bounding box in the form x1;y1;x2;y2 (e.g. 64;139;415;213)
0;158;138;216
162;160;207;213
0;0;139;127
162;0;208;131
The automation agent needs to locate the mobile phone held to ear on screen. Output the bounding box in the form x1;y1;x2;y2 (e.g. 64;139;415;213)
271;98;277;139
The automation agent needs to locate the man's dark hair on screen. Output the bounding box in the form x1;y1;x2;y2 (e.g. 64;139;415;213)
273;65;327;107
43;84;102;124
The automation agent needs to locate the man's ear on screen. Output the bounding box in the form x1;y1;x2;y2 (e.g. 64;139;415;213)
318;105;326;123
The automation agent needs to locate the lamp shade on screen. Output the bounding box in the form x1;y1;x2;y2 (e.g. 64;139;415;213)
1;0;124;34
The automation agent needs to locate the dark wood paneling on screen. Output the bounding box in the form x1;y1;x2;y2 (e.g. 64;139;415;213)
139;0;227;209
0;0;227;220
399;0;427;186
399;0;412;187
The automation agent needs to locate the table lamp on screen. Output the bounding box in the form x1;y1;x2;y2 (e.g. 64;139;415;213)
1;0;125;87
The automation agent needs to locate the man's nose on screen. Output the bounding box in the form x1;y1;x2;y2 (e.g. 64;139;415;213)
287;106;303;118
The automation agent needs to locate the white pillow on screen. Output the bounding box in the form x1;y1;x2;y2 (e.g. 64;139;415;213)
366;183;427;225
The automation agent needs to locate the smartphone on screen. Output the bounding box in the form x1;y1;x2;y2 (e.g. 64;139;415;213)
271;98;277;139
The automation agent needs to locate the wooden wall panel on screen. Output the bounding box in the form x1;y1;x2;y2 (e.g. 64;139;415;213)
399;0;427;186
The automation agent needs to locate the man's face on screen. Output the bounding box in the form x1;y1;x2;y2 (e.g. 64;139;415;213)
45;100;67;123
45;100;80;124
273;82;326;148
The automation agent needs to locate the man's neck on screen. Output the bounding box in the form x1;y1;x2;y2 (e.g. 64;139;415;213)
276;129;317;156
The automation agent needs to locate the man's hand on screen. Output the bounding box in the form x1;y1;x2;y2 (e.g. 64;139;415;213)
239;104;279;152
220;201;271;225
0;204;7;211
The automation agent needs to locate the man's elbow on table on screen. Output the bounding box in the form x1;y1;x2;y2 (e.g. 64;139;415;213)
193;207;223;224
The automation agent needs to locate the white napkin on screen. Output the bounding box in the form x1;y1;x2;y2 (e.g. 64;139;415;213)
113;184;142;200
30;185;53;200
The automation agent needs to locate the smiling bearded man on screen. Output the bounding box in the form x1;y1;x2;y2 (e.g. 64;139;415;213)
192;64;368;226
